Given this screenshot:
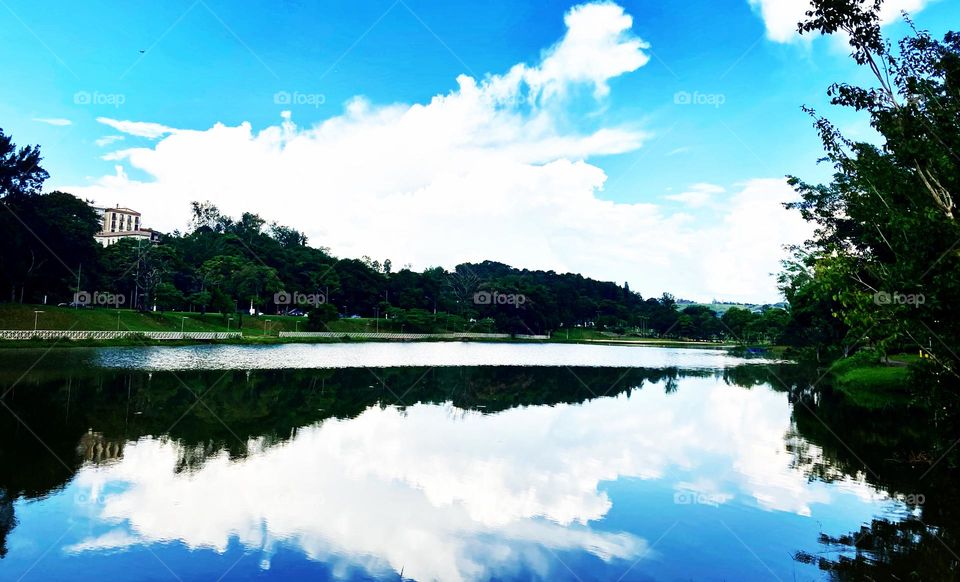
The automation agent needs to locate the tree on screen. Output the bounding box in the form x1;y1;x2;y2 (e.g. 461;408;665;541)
100;238;181;310
269;223;307;248
189;201;230;233
721;307;757;343
679;305;722;340
0;488;14;559
0;128;48;199
154;282;186;311
783;0;960;369
200;255;249;293
398;308;435;333
676;314;696;338
233;263;282;309
188;290;212;312
1;191;100;303
197;255;282;310
306;304;338;330
137;245;180;311
751;307;790;344
649;294;680;337
210;287;234;315
334;258;386;315
230;212;266;243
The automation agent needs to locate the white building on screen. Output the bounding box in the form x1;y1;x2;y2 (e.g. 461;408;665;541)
93;205;161;247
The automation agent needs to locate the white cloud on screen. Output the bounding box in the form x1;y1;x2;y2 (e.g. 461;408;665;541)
519;2;650;100
94;135;125;147
65;529;139;553
33;117;72;126
69;1;809;303
66;376;893;580
664;182;725;208
697;179;811;300
749;0;932;43
95;117;177;139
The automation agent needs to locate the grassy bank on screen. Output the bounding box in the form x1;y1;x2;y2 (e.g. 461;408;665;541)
0;303;522;349
829;351;917;408
0;334;549;350
0;303;403;335
0;303;752;350
550;327;737;347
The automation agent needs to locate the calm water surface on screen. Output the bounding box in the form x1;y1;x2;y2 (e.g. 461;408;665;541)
90;341;775;370
0;344;934;580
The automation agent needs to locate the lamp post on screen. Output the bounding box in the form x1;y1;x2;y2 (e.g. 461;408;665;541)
295;320;300;333
181;317;187;333
263;319;269;336
227;317;233;332
33;310;44;332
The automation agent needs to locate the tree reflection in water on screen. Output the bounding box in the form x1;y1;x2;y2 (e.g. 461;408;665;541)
0;489;14;559
0;362;957;578
781;364;960;581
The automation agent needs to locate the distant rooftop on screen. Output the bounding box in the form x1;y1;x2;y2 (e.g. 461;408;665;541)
93;205;141;215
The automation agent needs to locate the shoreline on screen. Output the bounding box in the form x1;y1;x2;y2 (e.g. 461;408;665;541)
0;333;744;351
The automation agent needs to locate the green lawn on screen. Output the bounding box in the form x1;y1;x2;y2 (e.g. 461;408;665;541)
552;328;609;341
0;303;401;335
1;304;738;347
830;351;915;408
550;327;731;346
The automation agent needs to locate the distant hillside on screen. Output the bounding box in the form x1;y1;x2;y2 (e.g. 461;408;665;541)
675;300;788;315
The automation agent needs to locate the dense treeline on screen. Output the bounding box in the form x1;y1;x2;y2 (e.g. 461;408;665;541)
781;0;960;368
0;134;788;340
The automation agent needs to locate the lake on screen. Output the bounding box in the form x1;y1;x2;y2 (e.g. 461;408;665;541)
0;344;947;580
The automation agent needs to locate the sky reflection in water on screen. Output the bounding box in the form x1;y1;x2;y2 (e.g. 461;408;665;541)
0;354;907;581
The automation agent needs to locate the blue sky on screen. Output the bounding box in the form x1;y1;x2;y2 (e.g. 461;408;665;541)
2;0;956;301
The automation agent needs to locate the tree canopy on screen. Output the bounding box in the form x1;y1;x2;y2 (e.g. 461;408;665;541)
781;0;960;370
